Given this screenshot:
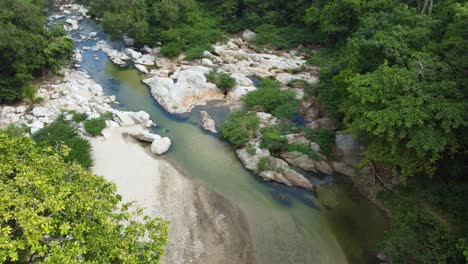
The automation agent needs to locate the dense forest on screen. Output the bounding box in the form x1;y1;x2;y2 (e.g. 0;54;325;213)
1;0;467;263
0;0;74;101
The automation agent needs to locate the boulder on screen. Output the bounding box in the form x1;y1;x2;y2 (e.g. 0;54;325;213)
263;157;313;190
32;107;51;117
135;54;155;65
143;70;222;113
113;112;136;127
256;112;278;128
314;160;334;175
150;136;171;155
236;147;270;173
89;32;97;38
125;48;142;60
123;36;135;46
285;134;309;145
227;86;256;101
15;106;27;114
242;29;257;42
281;151;317;172
200;110;217;133
30;120;44;134
135;64;149;74
130;132;160;143
201;58;214;66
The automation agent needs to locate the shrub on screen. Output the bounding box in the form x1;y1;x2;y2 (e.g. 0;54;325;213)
160;41;185;58
33;118;93;169
258;156;270;172
286;144;310;155
220;111;259;147
84;117;106;137
242;80;300;120
72;112;88;123
260;127;288;155
3;123;28;137
319;129;335;156
23;85;38;104
206;70;236;94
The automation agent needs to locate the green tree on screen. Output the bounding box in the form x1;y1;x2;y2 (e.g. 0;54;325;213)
33;118;94;169
343;63;466;181
220;111;259;147
0;132;168;263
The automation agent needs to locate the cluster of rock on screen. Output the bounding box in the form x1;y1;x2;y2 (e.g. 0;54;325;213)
129;131;172;155
0;69;153;136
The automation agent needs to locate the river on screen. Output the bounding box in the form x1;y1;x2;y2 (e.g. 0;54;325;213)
50;8;387;264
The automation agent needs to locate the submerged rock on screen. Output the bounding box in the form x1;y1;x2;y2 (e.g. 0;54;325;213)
200;110;217;133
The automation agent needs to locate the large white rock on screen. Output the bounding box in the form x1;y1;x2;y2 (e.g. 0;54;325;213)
143;70;222;113
242;29;257;42
32;107;51;117
150;136;171;155
130;132;161;143
125;48;142;60
135;64;149;74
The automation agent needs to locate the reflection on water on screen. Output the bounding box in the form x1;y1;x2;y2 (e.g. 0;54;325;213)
71;15;387;264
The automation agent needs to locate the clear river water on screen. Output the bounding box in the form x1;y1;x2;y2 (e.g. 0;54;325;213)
52;10;388;264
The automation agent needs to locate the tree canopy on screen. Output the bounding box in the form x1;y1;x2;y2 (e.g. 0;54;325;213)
0;0;73;102
0;133;168;263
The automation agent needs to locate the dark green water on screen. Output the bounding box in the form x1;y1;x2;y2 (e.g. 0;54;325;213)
69;16;388;264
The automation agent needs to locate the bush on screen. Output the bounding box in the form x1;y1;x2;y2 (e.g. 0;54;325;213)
33;118;93;169
23;85;37;104
220;111;259;147
72;112;88;123
260;127;288;155
258;156;270;171
160;41;185;58
319;129;335;156
3;123;28;137
242;80;300;120
206;70;236;94
84;117;106;137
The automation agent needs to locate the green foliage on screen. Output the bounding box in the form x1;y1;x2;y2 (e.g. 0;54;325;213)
0;132;168;263
0;0;73;102
2;123;28;137
206;69;236;94
260;127;287;155
318;129;335;156
380;184;467;263
220;111;259;147
23;85;37;104
84;117;106;137
255;24;319;49
242;80;299;120
344;63;465;181
71;111;88;123
33;118;93;169
258;156;270;172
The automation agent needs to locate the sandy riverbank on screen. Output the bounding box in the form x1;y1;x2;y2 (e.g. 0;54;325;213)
90;126;255;264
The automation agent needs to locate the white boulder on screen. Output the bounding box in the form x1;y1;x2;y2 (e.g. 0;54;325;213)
150;136;171;155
